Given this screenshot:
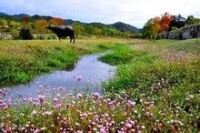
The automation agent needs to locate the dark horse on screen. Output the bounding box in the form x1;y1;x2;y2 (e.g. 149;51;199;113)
47;25;75;43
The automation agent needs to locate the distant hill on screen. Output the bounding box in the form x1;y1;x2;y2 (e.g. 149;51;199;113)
111;22;140;33
0;12;21;21
13;13;30;19
0;12;8;16
0;12;140;33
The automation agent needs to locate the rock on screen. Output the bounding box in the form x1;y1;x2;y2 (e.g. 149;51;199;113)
0;33;12;39
158;32;168;39
181;32;190;40
159;24;200;40
168;30;181;39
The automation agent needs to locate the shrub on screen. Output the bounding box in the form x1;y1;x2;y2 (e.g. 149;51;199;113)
19;28;33;40
39;34;45;40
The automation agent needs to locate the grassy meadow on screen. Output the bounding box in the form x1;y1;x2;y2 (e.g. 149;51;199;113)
0;38;200;132
0;38;128;86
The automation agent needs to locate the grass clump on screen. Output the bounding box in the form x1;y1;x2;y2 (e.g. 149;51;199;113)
99;44;147;65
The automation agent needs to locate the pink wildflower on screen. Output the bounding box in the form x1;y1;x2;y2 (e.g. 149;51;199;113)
76;93;83;99
77;75;82;82
31;110;38;116
92;92;101;100
100;127;107;133
38;95;45;103
125;123;132;128
127;100;136;108
55;102;62;109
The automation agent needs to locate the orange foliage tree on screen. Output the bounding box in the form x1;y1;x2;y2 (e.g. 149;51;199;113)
49;18;65;26
142;12;173;39
152;17;161;32
34;19;48;33
142;17;161;39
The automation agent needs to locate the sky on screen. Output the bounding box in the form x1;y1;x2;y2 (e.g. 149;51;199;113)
0;0;200;28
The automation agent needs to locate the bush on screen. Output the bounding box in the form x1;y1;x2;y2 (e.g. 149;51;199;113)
47;34;57;40
99;45;146;65
19;28;33;40
39;35;45;40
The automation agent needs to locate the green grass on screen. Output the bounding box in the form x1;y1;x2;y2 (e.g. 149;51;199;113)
100;38;200;132
0;38;129;86
99;44;147;65
0;38;200;132
166;38;200;54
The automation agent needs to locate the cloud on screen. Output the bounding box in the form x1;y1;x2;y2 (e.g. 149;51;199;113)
0;0;200;28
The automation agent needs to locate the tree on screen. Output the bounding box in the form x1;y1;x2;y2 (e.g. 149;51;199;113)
19;28;33;40
159;12;173;32
8;21;20;28
18;15;34;40
0;19;8;28
186;15;200;25
72;22;85;37
186;15;195;25
22;16;30;28
142;17;161;39
93;27;102;37
169;14;186;30
34;19;48;33
85;25;95;35
49;18;65;26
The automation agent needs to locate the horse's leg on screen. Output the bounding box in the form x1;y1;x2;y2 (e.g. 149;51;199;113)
70;36;74;44
73;37;75;44
70;37;72;43
59;38;61;43
70;35;75;44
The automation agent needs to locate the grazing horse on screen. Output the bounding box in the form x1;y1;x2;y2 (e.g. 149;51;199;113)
47;25;75;43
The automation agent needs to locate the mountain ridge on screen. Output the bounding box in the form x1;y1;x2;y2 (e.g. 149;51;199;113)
0;12;140;33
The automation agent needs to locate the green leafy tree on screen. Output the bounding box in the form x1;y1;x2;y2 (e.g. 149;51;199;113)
0;19;8;28
186;15;195;25
8;21;20;28
93;27;102;37
186;15;200;25
72;22;85;37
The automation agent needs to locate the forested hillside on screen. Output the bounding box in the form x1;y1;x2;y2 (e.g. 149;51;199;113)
0;12;140;39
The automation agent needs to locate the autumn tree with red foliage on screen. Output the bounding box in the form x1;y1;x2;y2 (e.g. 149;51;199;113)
159;12;174;32
22;16;30;28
